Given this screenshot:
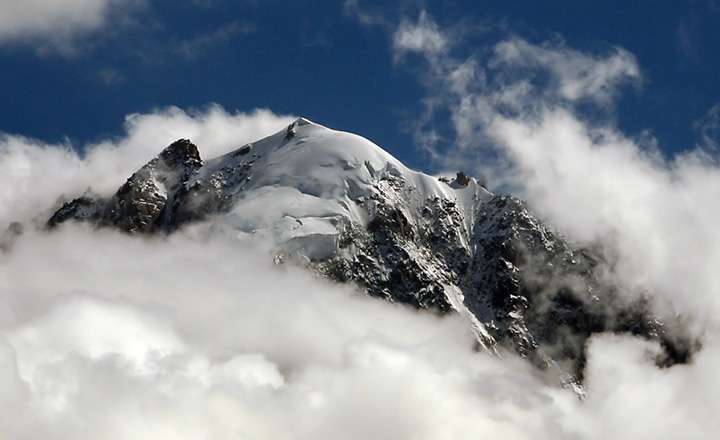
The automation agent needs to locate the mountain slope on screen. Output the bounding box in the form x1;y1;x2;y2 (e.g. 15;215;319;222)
47;118;696;385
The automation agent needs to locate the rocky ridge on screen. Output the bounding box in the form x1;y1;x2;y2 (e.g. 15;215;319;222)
46;118;697;386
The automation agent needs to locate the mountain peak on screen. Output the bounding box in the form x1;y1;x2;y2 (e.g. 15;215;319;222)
159;138;202;168
45;121;697;385
294;117;315;126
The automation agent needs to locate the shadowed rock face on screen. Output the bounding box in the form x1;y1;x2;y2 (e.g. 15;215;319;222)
49;139;203;233
46;129;699;386
458;195;698;381
318;187;696;383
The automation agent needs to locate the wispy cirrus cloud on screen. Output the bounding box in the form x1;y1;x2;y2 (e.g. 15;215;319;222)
694;103;720;152
392;11;449;63
343;0;392;27
366;11;641;162
0;0;145;54
491;37;641;106
177;20;256;60
98;68;124;85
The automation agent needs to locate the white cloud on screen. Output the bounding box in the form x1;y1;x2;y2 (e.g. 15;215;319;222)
0;0;143;50
0;105;295;229
491;37;641;105
0;222;573;439
574;334;720;439
380;13;641;163
393;11;449;62
486;109;720;329
4;224;719;438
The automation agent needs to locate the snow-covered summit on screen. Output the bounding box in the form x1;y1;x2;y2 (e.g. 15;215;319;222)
46;119;696;386
188;118;489;258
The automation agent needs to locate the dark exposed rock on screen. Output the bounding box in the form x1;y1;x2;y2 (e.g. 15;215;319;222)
48;139;204;233
101;173;167;233
455;171;471;186
159;139;201;169
234;144;253;156
462;195;694;381
285;122;296;140
47;192;105;228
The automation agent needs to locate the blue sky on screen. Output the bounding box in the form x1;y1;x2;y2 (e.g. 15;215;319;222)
1;0;719;171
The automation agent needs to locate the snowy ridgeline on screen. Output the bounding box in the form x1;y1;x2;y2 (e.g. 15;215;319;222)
45;118;697;387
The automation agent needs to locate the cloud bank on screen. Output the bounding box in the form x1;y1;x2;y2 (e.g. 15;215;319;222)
3;223;581;439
